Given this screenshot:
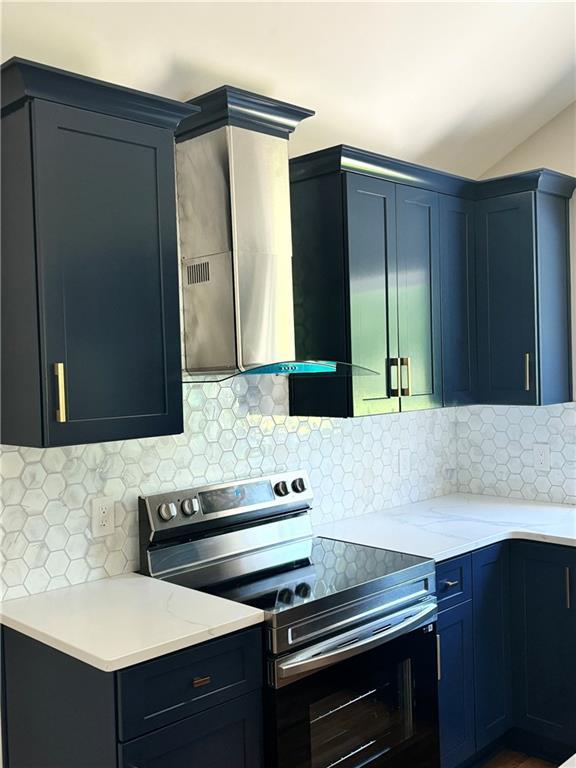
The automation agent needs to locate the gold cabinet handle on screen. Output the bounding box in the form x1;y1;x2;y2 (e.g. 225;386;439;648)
566;567;572;610
389;358;401;397
54;362;67;423
400;357;412;397
193;674;212;688
524;352;530;392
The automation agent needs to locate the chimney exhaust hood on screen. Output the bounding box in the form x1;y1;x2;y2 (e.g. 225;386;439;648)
175;87;375;382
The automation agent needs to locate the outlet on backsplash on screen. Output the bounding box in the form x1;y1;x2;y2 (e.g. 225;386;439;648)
91;497;115;538
533;444;551;472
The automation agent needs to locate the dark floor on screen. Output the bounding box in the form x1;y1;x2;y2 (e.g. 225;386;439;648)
482;750;557;768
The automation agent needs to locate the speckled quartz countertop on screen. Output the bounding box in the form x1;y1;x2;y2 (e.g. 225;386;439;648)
315;493;576;561
0;572;263;671
560;755;576;767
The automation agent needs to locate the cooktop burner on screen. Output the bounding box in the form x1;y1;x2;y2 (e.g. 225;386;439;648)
183;537;431;615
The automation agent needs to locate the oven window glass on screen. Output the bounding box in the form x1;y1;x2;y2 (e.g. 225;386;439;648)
269;627;439;768
309;659;414;768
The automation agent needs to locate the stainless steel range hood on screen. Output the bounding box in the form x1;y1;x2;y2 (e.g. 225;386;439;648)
175;87;371;382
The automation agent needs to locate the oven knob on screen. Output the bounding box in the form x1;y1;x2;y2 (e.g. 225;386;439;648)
295;582;311;598
291;477;306;494
274;481;289;497
278;588;294;605
158;502;177;522
181;498;199;516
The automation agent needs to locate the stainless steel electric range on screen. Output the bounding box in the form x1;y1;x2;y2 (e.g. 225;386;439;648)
139;471;440;768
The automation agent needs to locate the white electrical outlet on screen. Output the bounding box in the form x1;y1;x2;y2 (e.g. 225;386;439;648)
533;444;550;472
91;496;115;538
399;449;411;478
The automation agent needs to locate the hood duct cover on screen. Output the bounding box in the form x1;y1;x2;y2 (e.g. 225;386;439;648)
175;86;341;382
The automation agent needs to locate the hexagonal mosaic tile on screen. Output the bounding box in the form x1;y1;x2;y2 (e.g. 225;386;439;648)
455;404;576;505
1;378;574;602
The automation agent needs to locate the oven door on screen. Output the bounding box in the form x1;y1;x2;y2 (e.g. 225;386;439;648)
266;608;439;768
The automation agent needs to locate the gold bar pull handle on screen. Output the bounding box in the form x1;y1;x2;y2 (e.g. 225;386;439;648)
389;358;401;397
566;567;572;610
524;352;530;392
54;362;67;423
400;357;412;397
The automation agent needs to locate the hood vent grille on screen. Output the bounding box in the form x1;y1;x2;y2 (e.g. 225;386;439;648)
187;261;210;286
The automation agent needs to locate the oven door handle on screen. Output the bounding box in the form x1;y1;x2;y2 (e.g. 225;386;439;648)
277;602;437;681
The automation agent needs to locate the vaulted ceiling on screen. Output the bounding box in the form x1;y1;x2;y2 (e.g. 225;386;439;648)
2;1;575;177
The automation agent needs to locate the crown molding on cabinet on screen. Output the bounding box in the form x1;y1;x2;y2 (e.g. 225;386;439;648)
1;57;199;129
290;145;576;200
176;85;315;142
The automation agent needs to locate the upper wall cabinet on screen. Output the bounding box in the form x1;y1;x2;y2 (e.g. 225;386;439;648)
289;146;474;417
475;174;575;406
289;146;575;417
439;196;477;406
1;58;198;447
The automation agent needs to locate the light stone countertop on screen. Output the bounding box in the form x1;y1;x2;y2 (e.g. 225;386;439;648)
315;493;576;561
0;572;263;671
2;493;574;674
560;756;576;768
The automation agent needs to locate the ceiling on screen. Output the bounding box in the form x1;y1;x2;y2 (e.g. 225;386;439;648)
2;1;575;177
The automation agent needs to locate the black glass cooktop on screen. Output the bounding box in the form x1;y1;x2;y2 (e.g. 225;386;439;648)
192;537;433;616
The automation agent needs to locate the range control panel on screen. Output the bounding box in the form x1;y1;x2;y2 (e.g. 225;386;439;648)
140;471;313;535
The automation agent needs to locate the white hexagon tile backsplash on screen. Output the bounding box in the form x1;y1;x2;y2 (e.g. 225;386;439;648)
0;376;574;601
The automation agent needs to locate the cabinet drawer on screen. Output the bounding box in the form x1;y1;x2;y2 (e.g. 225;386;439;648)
118;690;262;768
117;627;262;740
437;554;472;610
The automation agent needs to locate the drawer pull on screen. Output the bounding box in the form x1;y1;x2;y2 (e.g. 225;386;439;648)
436;634;441;681
566;567;572;610
443;580;459;588
192;675;212;688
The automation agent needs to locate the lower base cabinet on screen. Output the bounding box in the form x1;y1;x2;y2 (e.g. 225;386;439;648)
437;601;476;768
1;625;264;768
512;542;576;752
118;692;262;768
438;541;576;768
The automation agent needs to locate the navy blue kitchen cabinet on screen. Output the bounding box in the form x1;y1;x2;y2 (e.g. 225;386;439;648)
289;147;450;417
118;692;262;768
511;541;576;753
289;147;575;417
396;185;443;411
437;601;476;768
1;58;197;447
472;543;512;749
437;544;512;767
439;196;477;406
476;181;575;405
2;625;264;768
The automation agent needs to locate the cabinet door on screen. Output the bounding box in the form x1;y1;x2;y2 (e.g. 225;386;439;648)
437;602;476;768
119;691;263;768
439;195;477;405
345;174;399;416
396;185;442;411
32;100;183;446
476;192;537;405
512;542;576;748
472;543;512;749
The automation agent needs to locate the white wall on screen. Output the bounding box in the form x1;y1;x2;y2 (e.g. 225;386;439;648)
481;102;576;396
481;102;576;179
